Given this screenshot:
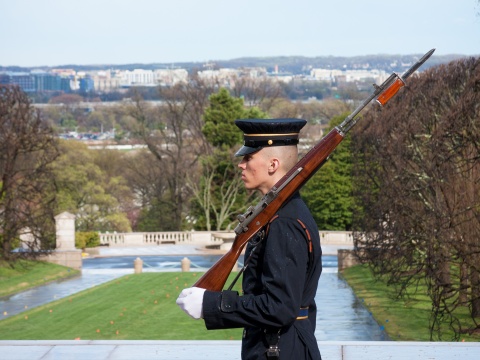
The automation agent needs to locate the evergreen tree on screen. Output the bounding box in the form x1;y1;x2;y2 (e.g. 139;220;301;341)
202;88;245;147
302;113;354;230
202;88;266;147
192;88;267;230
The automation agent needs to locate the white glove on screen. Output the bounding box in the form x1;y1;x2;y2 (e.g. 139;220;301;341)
176;287;206;320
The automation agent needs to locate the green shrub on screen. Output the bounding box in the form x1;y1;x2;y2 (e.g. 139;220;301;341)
75;231;100;249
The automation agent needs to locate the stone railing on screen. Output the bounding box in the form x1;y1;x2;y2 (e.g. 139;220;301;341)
99;230;354;248
319;231;353;245
99;231;213;247
143;232;192;245
100;232;127;246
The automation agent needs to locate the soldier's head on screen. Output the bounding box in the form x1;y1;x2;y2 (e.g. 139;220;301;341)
235;118;306;195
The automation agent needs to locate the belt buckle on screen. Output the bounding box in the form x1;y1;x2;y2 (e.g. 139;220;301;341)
266;345;280;358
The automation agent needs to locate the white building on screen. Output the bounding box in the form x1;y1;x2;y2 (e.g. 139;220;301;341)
197;68;240;86
311;68;388;85
310;69;344;82
153;68;188;86
121;69;155;86
92;70;122;92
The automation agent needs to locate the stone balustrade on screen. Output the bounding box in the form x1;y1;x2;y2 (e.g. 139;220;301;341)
319;230;354;245
98;230;354;247
99;231;213;247
143;231;192;245
99;232;126;246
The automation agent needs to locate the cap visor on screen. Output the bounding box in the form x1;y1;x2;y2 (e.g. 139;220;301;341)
235;145;262;157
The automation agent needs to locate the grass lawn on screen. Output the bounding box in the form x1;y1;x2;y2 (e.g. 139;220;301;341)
0;260;80;298
0;272;243;340
3;262;479;342
341;264;480;342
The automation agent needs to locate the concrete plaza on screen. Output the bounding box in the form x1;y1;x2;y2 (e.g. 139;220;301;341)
1;340;479;360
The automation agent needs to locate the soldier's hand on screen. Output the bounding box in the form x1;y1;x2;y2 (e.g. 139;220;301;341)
176;287;206;319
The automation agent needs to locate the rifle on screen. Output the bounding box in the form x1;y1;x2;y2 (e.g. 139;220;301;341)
194;48;435;291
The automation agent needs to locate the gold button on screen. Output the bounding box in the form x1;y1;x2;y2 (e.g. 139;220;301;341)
268;140;273;145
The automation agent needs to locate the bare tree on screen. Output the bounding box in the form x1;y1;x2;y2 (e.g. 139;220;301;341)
124;79;214;230
121;149;170;230
187;151;257;231
352;57;480;339
230;75;285;113
0;85;59;261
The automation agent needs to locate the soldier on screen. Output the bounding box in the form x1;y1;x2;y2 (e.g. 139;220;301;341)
177;119;322;360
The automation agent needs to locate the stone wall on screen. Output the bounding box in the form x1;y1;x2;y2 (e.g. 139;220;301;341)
337;249;360;271
41;250;82;271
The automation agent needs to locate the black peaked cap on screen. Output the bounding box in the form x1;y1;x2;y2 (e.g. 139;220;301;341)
234;118;307;157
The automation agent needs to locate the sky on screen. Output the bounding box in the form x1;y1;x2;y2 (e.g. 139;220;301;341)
1;0;479;67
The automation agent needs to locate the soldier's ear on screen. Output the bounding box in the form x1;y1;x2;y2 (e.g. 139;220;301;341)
268;158;280;173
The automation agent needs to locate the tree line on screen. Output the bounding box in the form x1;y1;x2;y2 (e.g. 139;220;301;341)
4;52;459;75
0;75;352;257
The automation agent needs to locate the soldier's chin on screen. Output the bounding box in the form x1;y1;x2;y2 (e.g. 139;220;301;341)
243;181;254;190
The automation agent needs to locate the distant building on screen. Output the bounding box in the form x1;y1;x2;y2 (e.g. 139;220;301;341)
0;61;397;95
91;70;122;92
0;73;10;85
32;71;67;92
79;76;95;92
310;68;388;85
121;69;155;87
0;70;74;92
0;72;35;92
197;68;240;87
344;69;388;84
310;69;343;83
238;67;267;78
153;68;188;86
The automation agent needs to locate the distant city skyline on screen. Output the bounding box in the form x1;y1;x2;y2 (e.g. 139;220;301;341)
1;0;479;67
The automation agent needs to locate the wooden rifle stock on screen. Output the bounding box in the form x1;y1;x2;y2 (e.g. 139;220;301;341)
194;48;435;292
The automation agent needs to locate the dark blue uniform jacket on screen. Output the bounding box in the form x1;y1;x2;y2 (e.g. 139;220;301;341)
203;193;323;359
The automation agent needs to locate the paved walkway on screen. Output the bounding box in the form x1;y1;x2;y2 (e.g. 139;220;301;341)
1;340;479;360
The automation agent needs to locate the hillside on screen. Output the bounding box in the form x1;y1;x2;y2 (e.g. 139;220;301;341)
1;53;468;74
